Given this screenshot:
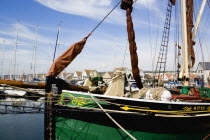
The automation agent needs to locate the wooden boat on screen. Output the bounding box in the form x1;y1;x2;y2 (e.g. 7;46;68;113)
0;0;210;139
43;0;210;139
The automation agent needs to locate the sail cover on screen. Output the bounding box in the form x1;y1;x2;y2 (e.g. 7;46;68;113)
46;34;91;77
126;7;143;89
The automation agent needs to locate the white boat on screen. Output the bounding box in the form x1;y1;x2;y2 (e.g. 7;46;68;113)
4;90;26;96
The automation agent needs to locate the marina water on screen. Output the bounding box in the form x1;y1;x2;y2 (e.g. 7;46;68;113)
0;114;44;139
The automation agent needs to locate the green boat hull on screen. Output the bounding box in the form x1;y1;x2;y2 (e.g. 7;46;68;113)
55;117;209;140
52;91;210;139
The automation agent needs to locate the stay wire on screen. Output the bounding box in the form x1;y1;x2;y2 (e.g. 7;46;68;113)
194;1;209;62
121;41;129;68
197;1;210;43
174;1;178;79
146;0;154;73
90;0;121;34
194;1;201;58
153;0;165;77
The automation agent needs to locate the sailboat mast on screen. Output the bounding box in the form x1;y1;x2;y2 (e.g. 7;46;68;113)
33;25;38;78
57;25;61;56
9;60;12;80
1;40;5;79
14;21;19;80
53;22;61;62
192;0;207;40
180;0;189;86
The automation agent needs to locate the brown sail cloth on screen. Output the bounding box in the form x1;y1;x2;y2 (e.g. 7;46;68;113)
186;0;195;68
46;34;91;77
126;8;143;89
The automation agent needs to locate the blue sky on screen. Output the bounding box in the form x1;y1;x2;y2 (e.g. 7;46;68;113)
0;0;209;75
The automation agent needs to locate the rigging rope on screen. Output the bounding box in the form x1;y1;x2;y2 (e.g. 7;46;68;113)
153;1;165;78
203;133;210;140
146;0;154;73
121;41;129;68
90;0;121;34
197;1;210;43
193;1;209;63
88;92;137;140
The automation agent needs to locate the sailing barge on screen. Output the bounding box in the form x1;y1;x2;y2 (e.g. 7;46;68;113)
1;0;210;139
43;0;210;139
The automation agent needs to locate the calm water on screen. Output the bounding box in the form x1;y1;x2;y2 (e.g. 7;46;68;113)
0;93;45;140
0;114;44;140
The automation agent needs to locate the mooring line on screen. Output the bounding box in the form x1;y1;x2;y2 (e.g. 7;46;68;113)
203;133;210;140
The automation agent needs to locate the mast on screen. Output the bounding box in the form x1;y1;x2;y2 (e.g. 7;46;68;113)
14;20;19;80
57;25;62;57
53;22;62;62
9;60;12;80
33;25;38;78
192;0;207;40
1;40;5;79
186;0;195;69
179;0;189;86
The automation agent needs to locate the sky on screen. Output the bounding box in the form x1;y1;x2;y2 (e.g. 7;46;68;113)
0;0;209;76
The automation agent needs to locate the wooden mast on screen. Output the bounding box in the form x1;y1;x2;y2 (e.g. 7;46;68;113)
179;0;189;86
179;0;206;86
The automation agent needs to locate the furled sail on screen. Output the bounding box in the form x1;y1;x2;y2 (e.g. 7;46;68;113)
170;0;176;5
121;0;143;89
46;34;91;77
186;0;195;68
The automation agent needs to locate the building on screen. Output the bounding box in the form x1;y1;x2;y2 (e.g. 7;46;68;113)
81;70;99;80
196;62;210;85
58;73;73;81
73;71;82;80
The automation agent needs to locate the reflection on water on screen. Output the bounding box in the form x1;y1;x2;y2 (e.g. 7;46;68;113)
0;97;45;114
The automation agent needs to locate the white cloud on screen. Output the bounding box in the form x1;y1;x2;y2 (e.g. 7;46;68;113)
136;0;156;7
36;0;112;20
35;0;156;26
